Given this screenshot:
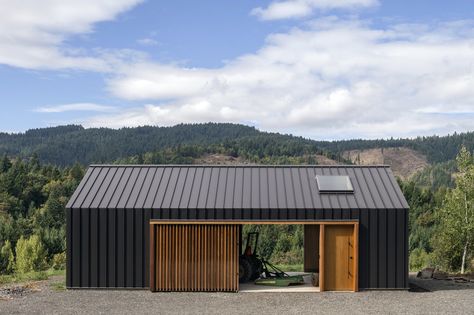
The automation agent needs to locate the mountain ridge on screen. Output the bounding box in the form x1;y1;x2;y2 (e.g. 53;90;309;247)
0;124;472;174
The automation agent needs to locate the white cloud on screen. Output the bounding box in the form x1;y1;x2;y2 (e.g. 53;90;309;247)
36;103;116;113
89;18;474;139
0;0;143;70
251;0;378;21
137;38;159;46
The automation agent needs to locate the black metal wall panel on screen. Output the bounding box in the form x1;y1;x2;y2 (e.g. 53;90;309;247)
71;209;81;287
387;209;397;288
116;209;125;287
108;208;116;287
126;209;134;286
358;209;369;289
80;209;89;286
66;208;72;286
99;209;107;287
144;209;151;287
378;209;387;288
90;209;98;287
397;209;407;288
369;209;378;288
135;208;143;287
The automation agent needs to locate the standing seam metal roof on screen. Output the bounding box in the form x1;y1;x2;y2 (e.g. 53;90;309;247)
66;165;409;210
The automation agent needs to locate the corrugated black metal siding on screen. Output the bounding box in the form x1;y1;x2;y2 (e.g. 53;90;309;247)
67;208;152;288
66;208;408;289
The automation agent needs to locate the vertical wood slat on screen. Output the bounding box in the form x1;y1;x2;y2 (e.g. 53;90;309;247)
150;224;238;292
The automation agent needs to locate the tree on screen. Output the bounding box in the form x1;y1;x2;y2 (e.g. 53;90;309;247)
0;213;15;245
433;146;474;273
15;234;47;273
0;155;11;173
38;181;67;229
68;163;84;182
0;192;23;218
0;240;14;274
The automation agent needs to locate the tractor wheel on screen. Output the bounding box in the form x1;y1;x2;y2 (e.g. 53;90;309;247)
249;257;263;280
239;257;252;283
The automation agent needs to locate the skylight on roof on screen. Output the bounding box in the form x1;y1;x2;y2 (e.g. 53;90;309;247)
316;175;354;193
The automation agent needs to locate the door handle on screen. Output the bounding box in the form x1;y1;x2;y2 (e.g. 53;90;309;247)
348;237;352;278
348;240;353;278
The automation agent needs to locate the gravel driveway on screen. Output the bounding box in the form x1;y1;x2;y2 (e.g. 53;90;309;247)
1;275;473;315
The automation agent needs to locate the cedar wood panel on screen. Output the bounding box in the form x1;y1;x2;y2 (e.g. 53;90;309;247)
150;224;238;292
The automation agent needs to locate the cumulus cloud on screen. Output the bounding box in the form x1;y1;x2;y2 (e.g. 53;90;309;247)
0;0;143;70
35;103;117;113
251;0;378;21
87;18;474;139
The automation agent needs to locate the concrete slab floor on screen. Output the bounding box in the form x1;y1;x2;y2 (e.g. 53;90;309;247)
239;273;320;293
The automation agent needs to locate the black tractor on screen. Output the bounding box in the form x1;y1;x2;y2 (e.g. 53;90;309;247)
239;232;264;283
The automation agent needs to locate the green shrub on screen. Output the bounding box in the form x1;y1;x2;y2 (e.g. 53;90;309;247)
409;248;432;271
31;271;49;281
271;248;303;265
0;240;15;274
37;227;65;261
52;252;66;270
15;235;47;273
273;234;292;254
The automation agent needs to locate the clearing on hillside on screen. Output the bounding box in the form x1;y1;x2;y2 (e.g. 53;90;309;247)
343;147;428;179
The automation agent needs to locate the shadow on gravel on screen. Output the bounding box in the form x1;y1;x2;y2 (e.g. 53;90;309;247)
410;278;474;292
409;282;431;293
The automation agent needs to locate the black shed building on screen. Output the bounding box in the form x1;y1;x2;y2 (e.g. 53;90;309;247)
66;165;409;292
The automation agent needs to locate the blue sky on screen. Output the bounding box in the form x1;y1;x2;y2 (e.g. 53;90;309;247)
0;0;473;139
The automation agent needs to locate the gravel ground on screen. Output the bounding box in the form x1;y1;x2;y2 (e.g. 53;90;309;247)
1;275;473;315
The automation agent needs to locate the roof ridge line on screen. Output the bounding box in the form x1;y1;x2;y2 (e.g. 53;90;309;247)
89;164;392;168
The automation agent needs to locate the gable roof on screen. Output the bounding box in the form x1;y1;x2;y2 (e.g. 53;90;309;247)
67;165;409;211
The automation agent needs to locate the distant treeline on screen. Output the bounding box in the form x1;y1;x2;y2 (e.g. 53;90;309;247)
315;132;474;164
0;124;473;166
0;124;334;166
115;142;342;166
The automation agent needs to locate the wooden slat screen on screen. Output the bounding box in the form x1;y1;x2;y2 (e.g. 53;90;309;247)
150;224;239;292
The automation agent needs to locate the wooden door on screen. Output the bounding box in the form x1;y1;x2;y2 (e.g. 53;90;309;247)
150;224;239;292
323;225;355;291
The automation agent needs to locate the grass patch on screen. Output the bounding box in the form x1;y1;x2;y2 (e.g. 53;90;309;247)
50;280;66;291
0;269;65;286
274;264;304;272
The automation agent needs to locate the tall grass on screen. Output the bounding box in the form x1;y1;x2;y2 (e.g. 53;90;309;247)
0;269;65;286
274;264;304;272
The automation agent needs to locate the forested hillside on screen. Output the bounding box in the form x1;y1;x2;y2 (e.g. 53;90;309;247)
0;124;333;166
0;123;473;166
317;132;474;163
